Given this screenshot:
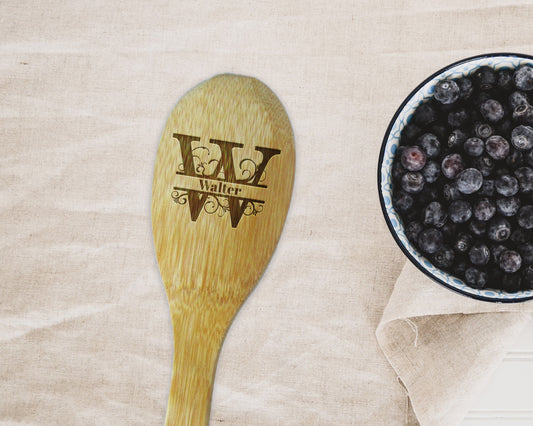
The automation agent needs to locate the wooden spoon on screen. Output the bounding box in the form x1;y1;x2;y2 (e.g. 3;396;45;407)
151;74;295;425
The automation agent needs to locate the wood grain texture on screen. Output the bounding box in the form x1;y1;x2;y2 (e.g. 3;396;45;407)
151;74;295;425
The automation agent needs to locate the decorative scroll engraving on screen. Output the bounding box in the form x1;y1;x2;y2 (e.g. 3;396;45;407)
171;189;188;205
178;147;222;178
171;188;264;218
243;201;264;216
238;158;267;184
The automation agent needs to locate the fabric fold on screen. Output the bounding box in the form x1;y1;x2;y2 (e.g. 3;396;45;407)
377;261;533;425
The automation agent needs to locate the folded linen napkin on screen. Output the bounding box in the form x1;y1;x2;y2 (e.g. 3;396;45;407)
377;261;533;425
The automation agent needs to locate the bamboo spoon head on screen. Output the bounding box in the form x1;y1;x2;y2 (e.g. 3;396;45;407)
152;72;295;321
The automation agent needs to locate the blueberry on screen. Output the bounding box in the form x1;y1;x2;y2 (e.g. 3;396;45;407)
473;198;496;221
472;90;492;108
513;103;533;125
448;200;472;223
526;148;533;167
401;123;423;144
457;77;474;100
517;205;533;229
448;129;467;149
474;122;494;139
456;168;483;194
422;161;441;184
472;156;495;177
478;179;495;196
434;79;460;104
495;174;519;196
401;172;425;194
454;232;473;253
496;118;513;135
474;66;497;90
414;102;438;127
442;182;462;201
514;166;533;193
418;184;440;205
392;161;406;181
516;162;532;184
463;137;484;156
393;190;414;212
498;69;513;91
403;209;419;223
448;107;470;128
501;273;522;292
496;196;521;217
487;217;512;242
513;65;533;91
469;242;491;265
401;146;427;171
491;244;508;262
469;219;487;237
514;167;531;185
515;99;533;117
429;123;449;141
423;201;448;228
453;258;468;276
485;135;510;160
509;91;529;109
417;133;441;159
406;221;424;241
495;167;511;178
465;267;488;288
510;228;531;245
518;242;533;264
417;184;440;205
511;125;533;150
488;266;504;289
523;266;533;289
418;228;444;254
499;250;522;273
506;148;523;169
441;222;458;240
480;99;505;122
441;153;465;179
432;246;455;269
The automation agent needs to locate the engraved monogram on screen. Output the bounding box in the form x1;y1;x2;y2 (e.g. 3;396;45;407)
171;133;281;228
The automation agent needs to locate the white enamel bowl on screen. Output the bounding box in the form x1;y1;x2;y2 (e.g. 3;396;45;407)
378;53;533;302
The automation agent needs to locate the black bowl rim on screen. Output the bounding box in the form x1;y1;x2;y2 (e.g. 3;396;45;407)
378;52;533;303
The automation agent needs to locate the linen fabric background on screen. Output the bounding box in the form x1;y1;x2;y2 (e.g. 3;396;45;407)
1;0;532;424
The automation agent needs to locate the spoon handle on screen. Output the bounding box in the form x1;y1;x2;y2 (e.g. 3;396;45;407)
165;290;241;425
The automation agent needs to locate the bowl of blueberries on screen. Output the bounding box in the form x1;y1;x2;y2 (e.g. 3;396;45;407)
379;53;533;302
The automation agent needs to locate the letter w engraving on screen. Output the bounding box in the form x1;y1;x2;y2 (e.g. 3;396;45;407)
172;133;280;227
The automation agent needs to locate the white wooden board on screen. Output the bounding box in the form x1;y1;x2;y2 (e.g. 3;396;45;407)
463;324;533;424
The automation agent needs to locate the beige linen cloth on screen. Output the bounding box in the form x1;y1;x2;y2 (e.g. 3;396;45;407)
1;1;533;425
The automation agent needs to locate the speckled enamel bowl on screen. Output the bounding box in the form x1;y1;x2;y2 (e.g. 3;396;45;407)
378;53;533;302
